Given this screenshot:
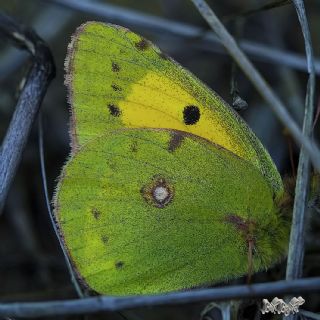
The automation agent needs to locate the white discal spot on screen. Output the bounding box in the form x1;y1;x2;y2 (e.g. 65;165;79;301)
153;186;169;202
141;176;174;208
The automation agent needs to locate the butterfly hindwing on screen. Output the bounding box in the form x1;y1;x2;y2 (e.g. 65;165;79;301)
54;129;288;295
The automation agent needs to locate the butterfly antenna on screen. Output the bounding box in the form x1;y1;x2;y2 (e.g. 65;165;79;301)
38;114;84;298
229;19;248;112
223;0;291;22
118;312;131;320
284;128;296;177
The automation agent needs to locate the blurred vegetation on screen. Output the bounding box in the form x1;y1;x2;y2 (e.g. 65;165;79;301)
0;0;319;319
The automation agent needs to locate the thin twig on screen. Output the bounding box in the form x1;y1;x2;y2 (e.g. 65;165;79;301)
285;1;316;319
38;116;84;298
223;0;291;22
0;14;55;213
189;0;320;172
39;0;320;75
300;310;320;320
0;277;319;318
286;0;316;281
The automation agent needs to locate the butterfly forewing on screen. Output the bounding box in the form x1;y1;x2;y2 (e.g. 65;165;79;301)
65;22;283;197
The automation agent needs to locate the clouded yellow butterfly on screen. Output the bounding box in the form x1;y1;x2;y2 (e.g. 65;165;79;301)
54;22;290;295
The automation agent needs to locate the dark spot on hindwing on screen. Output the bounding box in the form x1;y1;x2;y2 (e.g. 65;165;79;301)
224;214;257;251
130;140;138;153
101;235;109;244
183;105;200;125
115;261;124;269
135;38;150;51
92;208;101;220
111;84;122;91
224;214;248;231
108;104;121;117
111;61;120;72
168;132;184;152
141;175;174;208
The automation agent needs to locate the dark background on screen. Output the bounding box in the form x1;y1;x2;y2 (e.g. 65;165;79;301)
0;0;319;319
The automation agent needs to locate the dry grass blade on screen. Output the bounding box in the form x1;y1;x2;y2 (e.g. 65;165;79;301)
223;0;291;22
286;0;316;280
285;1;316;319
40;0;320;74
300;309;320;320
38;116;84;298
0;277;319;318
189;0;320;172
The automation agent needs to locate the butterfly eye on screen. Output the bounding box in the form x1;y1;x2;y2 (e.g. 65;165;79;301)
183;105;200;125
141;176;174;208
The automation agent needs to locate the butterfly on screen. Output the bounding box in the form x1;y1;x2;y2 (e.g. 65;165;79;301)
53;22;291;295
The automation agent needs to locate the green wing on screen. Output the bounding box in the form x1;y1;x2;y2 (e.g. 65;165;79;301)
66;21;283;198
54;129;289;295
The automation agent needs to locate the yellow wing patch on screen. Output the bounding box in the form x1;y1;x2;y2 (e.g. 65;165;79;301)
121;71;251;163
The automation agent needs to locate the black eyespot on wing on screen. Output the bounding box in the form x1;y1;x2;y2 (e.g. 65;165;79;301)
183;105;200;125
108;104;121;117
135;38;150;51
112;62;120;72
115;261;124;269
111;84;122;91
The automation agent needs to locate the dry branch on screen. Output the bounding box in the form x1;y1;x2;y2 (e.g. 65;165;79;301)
285;1;316;319
0;14;55;213
286;0;316;281
0;277;319;318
